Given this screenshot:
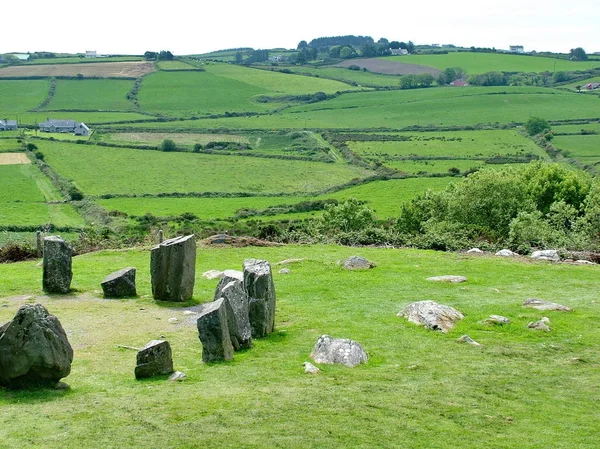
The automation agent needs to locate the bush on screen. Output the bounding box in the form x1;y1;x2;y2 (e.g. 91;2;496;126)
524;117;550;136
193;143;203;152
26;143;38;151
160;139;177;152
34;151;45;160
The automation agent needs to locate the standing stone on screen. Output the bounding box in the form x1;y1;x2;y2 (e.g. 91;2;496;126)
219;280;253;350
310;335;368;367
42;236;72;294
243;259;276;338
196;298;234;362
157;229;164;244
150;235;196;302
214;269;244;300
101;267;136;298
36;231;43;257
0;304;73;388
134;340;174;379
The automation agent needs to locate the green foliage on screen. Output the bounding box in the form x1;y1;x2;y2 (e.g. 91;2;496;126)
319;197;376;233
399;73;434;89
569;47;588;61
437;67;466;85
160;138;177;152
525;116;550;136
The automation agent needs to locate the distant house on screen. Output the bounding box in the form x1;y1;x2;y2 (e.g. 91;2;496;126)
85;50;97;58
0;119;18;131
39;119;90;136
584;82;600;90
390;49;409;56
509;45;525;53
450;79;469;87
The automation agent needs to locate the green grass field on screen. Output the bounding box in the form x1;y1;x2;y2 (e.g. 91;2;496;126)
387;159;485;174
18;111;153;126
552;123;600;134
0;139;22;152
1;245;598;448
387;53;600;74
279;65;401;87
42;79;135;111
156;60;197;70
38;141;372;196
0;80;50;116
553;135;600;158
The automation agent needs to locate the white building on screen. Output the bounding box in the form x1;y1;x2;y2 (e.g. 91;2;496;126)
510;45;525;53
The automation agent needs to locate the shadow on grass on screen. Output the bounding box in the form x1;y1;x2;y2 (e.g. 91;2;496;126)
0;384;73;403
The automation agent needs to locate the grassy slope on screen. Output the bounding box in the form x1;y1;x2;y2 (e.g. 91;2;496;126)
387;53;600;74
43;79;135;111
39;141;371;196
282;65;401;87
0;139;22;152
0;80;50;116
0;245;598;448
553;135;600;157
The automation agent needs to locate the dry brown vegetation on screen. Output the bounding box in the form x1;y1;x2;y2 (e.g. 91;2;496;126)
0;153;29;165
0;62;155;78
335;58;440;75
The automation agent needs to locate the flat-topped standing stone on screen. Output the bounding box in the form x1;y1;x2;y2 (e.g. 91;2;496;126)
214;269;244;300
219;280;252;350
398;300;464;332
310;335;368;368
196;298;234;362
134;340;174;379
243;259;276;338
101;267;136;298
151;234;196;302
42;236;72;294
0;304;73;388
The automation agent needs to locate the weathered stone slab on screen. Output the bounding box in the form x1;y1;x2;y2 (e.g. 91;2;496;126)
528;317;551;332
457;335;481;346
219;280;252;350
531;250;560;262
467;248;483;254
483;315;511;325
196;298;234;362
523;298;572;312
398;300;464;332
42;236;72;294
214;269;243;300
0;304;73;388
427;275;467;283
310;335;368;367
151;234;196;302
338;256;376;270
134;340;174;379
101;267;136;298
495;249;517;257
243;259;276;338
303;361;320;374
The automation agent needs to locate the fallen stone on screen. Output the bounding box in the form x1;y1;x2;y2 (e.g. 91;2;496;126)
168;371;186;381
134;340;174;379
202;270;223;280
303;361;320;374
531;250;560;262
575;260;594;265
0;304;73;388
279;268;291;274
310;335;368;368
196;298;234;363
151;235;196;302
427;275;467;283
495;249;517;257
457;335;481;346
168;317;178;324
42;236;72;294
523;298;572;312
101;267;136;298
528;317;551;332
244;259;276;338
467;248;484;254
219;280;253;350
338;256;376;270
214;269;244;300
276;258;305;265
398;300;464;332
483;315;511;325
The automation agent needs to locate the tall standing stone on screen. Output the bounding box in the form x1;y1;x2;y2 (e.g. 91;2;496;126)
150;235;196;302
214;269;243;300
243;259;276;338
219;280;253;350
196;298;234;362
43;236;72;294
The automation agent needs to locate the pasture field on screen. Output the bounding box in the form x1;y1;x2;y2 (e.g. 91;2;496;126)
1;245;598;448
552;123;600;134
156;60;197;70
38;141;372;196
386;158;485;174
42;79;135;111
275;65;401;87
387;53;600;74
98;132;250;147
18;111;153;126
335;58;440;75
553;135;600;158
20;56;144;65
0;61;154;78
0;80;50;116
0;153;29;165
560;77;600;91
0;139;22;152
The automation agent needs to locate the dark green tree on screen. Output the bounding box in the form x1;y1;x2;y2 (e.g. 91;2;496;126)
160;139;177;152
524;116;550;136
569;47;588;61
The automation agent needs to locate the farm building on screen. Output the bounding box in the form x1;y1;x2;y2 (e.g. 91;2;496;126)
583;82;600;90
0;119;18;131
510;45;525;53
85;51;97;58
39;119;90;136
390;49;409;56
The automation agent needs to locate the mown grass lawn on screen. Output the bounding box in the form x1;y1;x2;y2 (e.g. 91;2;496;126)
0;245;598;448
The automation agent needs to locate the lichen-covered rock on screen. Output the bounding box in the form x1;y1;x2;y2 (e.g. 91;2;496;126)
243;259;276;338
528;317;551;332
214;270;243;300
151;235;196;302
101;267;136;298
219;280;252;350
483;315;511;325
310;335;368;368
42;236;72;294
303;362;320;374
398;300;464;332
134;340;174;379
457;335;481;346
196;298;234;362
531;250;560;262
427;275;467;283
0;304;73;388
338;256;376;270
523;298;572;312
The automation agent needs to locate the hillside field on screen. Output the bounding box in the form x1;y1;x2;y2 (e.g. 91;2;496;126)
43;79;136;111
0;61;155;78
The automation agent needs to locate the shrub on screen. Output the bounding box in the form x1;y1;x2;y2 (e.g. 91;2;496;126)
160;139;177;152
524;116;550;136
26;143;38;151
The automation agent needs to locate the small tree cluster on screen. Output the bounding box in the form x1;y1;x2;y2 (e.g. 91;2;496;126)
399;73;434;89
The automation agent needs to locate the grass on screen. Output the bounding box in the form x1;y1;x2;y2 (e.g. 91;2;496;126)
0;80;50;116
18;111;154;126
387;53;600;74
0;139;22;152
387;159;486;174
97;132;250;147
552;123;600;134
156;60;197;70
279;65;401;87
38;141;372;196
0;245;598;448
42;79;135;111
553;135;600;158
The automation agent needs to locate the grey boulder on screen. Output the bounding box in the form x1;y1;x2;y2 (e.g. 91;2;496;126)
219;280;253;350
0;304;73;388
134;340;174;379
338;256;376;270
523;298;572;312
243;259;276;338
495;249;517;257
151;234;196;302
196;298;234;363
427;275;467;283
101;267;136;298
528;317;551;332
42;236;72;294
483;315;511;325
214;269;244;300
531;250;560;262
467;248;483;254
310;335;368;367
398;300;464;332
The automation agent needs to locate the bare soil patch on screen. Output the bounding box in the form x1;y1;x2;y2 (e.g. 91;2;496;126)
0;62;155;78
335;59;440;76
0;153;29;165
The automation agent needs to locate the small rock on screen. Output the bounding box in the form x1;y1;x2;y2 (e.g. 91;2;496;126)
483;315;511;325
457;335;481;346
407;364;419;370
202;270;223;280
575;260;594;265
338;256;376;270
541;316;551;324
528;319;551;332
168;371;187;381
279;268;291;274
426;275;467;283
495;249;517;257
310;335;368;368
134;340;174;379
303;362;320;374
398;300;464;333
531;250;560;262
168;317;178;324
523;298;572;312
467;248;483;254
